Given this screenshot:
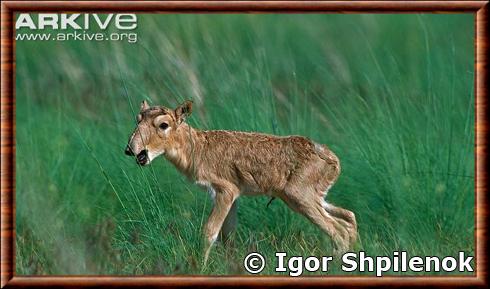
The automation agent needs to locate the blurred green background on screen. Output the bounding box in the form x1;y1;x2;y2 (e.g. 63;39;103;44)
15;14;474;275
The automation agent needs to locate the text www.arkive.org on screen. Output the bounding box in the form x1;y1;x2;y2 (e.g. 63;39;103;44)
15;13;138;43
15;31;137;43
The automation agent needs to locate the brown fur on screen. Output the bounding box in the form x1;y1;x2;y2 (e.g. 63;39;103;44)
126;100;357;264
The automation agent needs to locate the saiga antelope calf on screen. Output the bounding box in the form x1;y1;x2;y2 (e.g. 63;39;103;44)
125;100;357;264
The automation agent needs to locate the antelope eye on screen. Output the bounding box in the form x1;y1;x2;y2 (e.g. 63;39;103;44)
159;122;169;130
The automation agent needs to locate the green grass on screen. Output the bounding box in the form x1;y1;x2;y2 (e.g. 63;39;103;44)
15;14;474;275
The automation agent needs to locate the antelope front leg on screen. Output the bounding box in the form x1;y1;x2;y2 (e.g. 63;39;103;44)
203;186;238;265
219;200;238;242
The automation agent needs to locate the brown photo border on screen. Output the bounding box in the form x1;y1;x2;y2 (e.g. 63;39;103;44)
1;1;488;287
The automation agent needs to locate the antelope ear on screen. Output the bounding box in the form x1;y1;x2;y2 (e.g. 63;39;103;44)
140;100;150;112
174;100;193;124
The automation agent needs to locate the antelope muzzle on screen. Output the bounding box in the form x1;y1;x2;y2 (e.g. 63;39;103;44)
124;146;148;166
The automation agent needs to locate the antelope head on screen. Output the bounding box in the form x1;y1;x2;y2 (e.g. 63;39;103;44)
124;100;193;166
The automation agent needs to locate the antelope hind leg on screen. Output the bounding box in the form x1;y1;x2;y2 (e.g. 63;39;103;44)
322;201;357;246
303;203;350;255
280;191;350;255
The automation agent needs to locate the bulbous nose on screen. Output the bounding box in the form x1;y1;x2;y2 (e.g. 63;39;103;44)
136;150;148;165
124;146;134;156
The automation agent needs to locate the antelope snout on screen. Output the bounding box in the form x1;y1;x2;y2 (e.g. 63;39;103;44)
125;145;149;166
136;150;148;166
124;145;134;156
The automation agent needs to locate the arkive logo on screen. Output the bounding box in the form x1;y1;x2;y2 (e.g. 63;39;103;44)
16;13;138;30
